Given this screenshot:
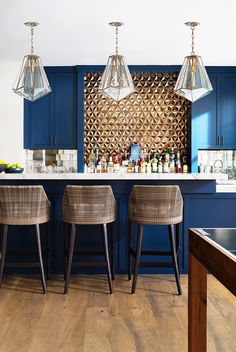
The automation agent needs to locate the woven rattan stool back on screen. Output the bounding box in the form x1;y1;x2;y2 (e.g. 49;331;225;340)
0;186;50;225
62;185;116;224
129;185;183;225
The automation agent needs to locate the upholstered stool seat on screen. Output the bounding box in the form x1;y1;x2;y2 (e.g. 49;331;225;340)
0;186;51;293
62;185;116;294
128;185;183;294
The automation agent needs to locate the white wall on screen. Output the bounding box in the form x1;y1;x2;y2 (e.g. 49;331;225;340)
0;61;25;166
1;0;236;163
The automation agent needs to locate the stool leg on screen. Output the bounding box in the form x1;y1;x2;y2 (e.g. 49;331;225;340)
46;222;51;281
111;222;115;281
0;225;8;288
131;224;143;294
169;224;182;295
176;223;180;271
64;224;76;294
128;221;133;280
35;224;47;294
102;224;113;294
63;222;68;281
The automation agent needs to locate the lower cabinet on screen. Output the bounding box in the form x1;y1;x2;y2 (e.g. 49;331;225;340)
4;179;236;275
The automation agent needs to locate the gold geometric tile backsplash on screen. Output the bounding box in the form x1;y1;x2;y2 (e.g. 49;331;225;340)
84;72;191;158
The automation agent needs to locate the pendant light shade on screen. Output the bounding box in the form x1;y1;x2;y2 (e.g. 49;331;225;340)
174;22;212;103
99;22;135;102
13;22;51;102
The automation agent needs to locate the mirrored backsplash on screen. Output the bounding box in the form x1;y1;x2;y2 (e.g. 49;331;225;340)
26;150;77;173
198;150;236;178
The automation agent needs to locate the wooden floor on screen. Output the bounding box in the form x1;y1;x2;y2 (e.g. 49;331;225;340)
0;275;235;352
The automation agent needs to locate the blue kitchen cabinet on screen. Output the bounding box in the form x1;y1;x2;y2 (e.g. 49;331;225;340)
192;73;219;150
191;69;236;172
220;73;236;149
24;68;77;149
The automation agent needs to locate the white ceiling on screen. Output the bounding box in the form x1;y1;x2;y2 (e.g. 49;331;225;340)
0;0;235;66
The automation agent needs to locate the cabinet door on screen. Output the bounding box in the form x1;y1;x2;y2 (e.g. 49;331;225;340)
24;73;53;149
52;73;77;149
24;70;77;150
220;73;236;149
192;73;219;149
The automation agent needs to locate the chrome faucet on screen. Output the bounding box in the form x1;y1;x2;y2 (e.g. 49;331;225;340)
213;159;224;173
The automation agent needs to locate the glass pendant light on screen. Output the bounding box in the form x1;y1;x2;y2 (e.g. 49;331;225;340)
13;22;51;102
174;22;213;102
99;22;135;102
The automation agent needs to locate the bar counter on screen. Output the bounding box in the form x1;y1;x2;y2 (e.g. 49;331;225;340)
0;172;228;180
0;172;235;275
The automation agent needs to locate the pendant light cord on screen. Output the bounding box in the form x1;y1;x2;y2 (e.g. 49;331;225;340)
31;24;34;55
115;25;119;56
191;25;195;55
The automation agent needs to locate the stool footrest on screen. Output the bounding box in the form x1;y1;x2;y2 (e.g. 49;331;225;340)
139;261;174;268
72;250;106;257
71;261;106;268
130;248;172;257
5;262;41;268
6;251;47;257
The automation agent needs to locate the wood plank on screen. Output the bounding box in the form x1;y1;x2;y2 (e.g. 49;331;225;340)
0;275;235;351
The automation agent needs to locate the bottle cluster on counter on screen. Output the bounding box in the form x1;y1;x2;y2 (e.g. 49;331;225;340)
84;144;189;174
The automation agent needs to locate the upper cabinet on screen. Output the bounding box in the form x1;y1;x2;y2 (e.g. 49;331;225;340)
220;73;236;149
191;69;236;172
192;70;236;150
192;73;219;150
24;67;77;149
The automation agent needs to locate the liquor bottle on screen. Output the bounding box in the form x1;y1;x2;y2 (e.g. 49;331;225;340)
87;150;96;173
175;150;182;173
163;153;169;173
101;155;107;173
96;158;102;173
158;156;163;173
127;159;134;173
107;156;114;173
182;155;188;173
146;153;152;174
134;160;139;173
151;152;158;173
95;148;99;166
162;143;170;173
122;150;129;167
113;150;122;173
169;147;176;173
140;158;146;173
84;163;88;173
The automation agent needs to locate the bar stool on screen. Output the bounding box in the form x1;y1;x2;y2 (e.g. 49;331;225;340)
128;185;183;294
0;185;51;294
63;185;116;294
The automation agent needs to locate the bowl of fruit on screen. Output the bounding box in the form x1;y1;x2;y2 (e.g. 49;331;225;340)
0;160;7;173
4;163;24;174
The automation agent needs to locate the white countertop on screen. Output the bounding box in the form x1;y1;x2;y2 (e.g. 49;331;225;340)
0;172;229;181
216;180;236;192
